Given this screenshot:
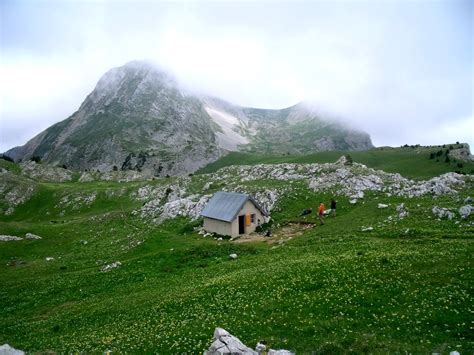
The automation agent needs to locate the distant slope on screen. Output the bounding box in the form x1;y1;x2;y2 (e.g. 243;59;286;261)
5;61;373;176
197;144;474;180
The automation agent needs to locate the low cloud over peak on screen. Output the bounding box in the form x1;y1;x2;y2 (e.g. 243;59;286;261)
1;0;472;152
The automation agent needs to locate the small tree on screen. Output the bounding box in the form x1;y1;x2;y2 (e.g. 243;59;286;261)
113;165;118;171
429;152;435;159
344;154;353;166
445;156;450;163
31;156;41;163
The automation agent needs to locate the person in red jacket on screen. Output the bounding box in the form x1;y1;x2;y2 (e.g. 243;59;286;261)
318;202;325;225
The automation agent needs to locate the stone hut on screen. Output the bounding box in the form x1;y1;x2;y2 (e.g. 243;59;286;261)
200;191;268;237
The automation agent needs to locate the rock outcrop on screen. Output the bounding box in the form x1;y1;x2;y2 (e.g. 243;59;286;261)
205;328;294;355
131;158;472;225
0;344;25;355
459;205;472;219
0;235;23;241
432;206;455;220
205;328;257;355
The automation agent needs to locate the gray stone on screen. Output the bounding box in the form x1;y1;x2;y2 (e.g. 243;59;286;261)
0;235;22;241
396;203;405;212
229;254;238;260
25;233;41;240
268;350;295;355
378;203;389;209
459;205;472;219
100;261;122;272
205;327;257;355
255;342;266;352
0;344;25;355
432;206;455;220
398;210;409;219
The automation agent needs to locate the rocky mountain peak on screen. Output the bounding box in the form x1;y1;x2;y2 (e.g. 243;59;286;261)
5;61;374;176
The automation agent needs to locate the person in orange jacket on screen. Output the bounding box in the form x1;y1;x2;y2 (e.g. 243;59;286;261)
318;202;325;225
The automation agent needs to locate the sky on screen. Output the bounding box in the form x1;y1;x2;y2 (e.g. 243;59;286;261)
0;0;472;152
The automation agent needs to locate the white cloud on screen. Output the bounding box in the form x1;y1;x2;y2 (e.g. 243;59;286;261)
0;0;472;152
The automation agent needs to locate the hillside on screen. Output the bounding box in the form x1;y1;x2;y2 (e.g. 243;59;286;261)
198;144;474;180
5;61;372;177
0;154;473;353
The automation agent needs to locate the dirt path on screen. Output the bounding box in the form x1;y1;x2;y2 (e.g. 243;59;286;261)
233;222;316;244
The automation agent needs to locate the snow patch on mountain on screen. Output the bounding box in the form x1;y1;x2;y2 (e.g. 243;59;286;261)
205;106;248;151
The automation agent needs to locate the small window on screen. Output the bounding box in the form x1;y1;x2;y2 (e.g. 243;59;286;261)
251;214;256;223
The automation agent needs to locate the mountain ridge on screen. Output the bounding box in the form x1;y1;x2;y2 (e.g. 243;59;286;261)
5;60;373;176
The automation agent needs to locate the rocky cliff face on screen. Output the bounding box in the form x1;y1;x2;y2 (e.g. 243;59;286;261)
6;61;373;176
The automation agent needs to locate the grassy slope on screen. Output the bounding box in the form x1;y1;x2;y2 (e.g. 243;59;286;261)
0;158;473;353
197;145;474;180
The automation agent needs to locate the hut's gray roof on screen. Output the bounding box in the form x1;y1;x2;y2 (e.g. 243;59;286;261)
200;191;267;222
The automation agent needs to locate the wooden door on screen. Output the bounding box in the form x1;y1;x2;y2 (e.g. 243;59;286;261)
238;215;245;234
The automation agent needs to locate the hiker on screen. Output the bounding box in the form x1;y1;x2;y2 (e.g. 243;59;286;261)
318;202;325;225
330;199;337;216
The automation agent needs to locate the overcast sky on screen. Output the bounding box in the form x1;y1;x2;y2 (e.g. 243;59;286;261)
0;0;472;152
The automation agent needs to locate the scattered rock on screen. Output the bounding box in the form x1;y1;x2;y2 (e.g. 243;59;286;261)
361;226;374;232
0;344;25;355
268;350;295;355
100;261;122;272
396;203;405;212
396;203;409;219
398;210;409;219
464;196;472;204
1;172;37;215
253;190;279;214
378;203;389;209
459;205;472;219
229;253;238;260
56;192;97;210
20;160;73;182
0;235;22;241
255;342;266;352
335;155;352;166
25;233;41;240
432;206;455;220
45;257;54;261
205;328;257;355
349;199;357;204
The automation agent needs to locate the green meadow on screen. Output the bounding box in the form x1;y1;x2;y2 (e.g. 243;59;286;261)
0;150;473;353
